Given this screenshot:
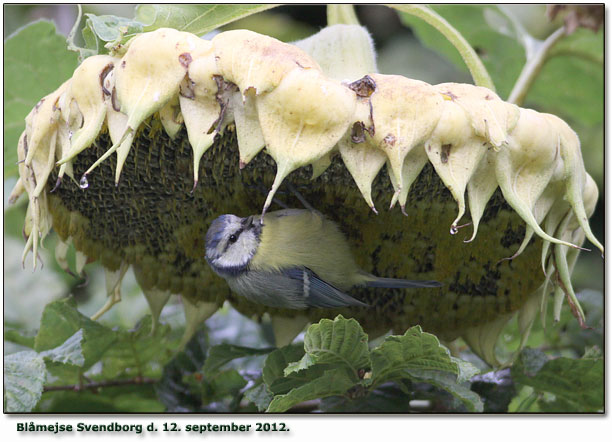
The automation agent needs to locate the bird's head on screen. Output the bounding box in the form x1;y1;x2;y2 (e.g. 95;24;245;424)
205;214;262;276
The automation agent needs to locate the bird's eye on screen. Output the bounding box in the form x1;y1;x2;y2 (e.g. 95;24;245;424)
229;234;238;243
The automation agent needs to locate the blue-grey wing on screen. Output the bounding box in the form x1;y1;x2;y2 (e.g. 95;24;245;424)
229;267;369;309
283;268;369;309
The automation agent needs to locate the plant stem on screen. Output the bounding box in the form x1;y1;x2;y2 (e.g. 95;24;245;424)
390;4;495;91
508;27;566;106
327;4;360;26
43;377;157;392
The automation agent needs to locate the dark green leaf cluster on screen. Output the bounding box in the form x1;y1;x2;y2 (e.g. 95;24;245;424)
5;297;175;412
510;347;603;412
251;316;484;412
156;331;274;412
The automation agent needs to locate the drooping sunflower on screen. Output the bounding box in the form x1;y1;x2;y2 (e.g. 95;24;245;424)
10;20;602;367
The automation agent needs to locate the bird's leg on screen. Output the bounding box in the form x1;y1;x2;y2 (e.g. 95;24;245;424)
285;181;315;212
253;181;290;209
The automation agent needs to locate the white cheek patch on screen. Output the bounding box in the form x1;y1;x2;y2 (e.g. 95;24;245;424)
216;249;251;269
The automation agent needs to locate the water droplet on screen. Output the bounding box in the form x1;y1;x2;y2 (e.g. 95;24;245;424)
79;175;89;189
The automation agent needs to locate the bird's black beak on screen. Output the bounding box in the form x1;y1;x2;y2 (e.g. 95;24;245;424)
242;215;254;228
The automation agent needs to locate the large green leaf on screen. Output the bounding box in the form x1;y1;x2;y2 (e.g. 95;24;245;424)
266;368;355;413
34;297;116;371
74;13;145;57
4;351;46;412
399;5;603;125
368;326;482;411
4;329;35;349
3;20;79;177
284;315;370;380
407;369;483;412
319;383;415;412
262;345;304;390
85;13;144;42
244;382;274;411
135;4;279;36
370;326;459;386
203;344;274;374
262;345;331;396
528;33;603;124
512;348;603;412
40;329;85;367
206;369;248;403
36;384;164;413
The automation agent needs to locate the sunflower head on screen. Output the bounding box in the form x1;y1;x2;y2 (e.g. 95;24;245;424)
10;24;602;366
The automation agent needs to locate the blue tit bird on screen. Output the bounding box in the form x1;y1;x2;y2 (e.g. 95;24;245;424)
204;209;442;310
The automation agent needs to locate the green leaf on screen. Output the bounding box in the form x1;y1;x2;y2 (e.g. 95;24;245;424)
528;35;603;125
3;20;79;177
34;297;116;371
112;392;166;413
36;385;163;413
515;347;548;376
320;383;415;412
263;345;340;397
207;369;248;400
40;329;85;367
512;348;603;411
79;20;101;57
370;326;458;386
84;13;144;42
452;356;480;382
203;344;274;374
4;351;46;412
407;369;483;412
4;329;36;349
262;345;304;391
507;386;540;412
367;327;482;411
244;383;274;412
284;315;370;379
135;4;279;36
550;28;603;65
101;316;174;379
36;390;117;412
266;368;356;413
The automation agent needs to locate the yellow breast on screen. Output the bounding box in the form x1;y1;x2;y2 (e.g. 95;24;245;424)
250;209;364;290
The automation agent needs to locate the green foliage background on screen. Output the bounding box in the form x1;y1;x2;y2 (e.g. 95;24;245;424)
3;4;604;413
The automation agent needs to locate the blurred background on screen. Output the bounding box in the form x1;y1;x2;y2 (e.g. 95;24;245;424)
4;5;603;363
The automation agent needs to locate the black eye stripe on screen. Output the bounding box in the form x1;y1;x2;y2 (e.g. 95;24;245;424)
222;227;245;252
